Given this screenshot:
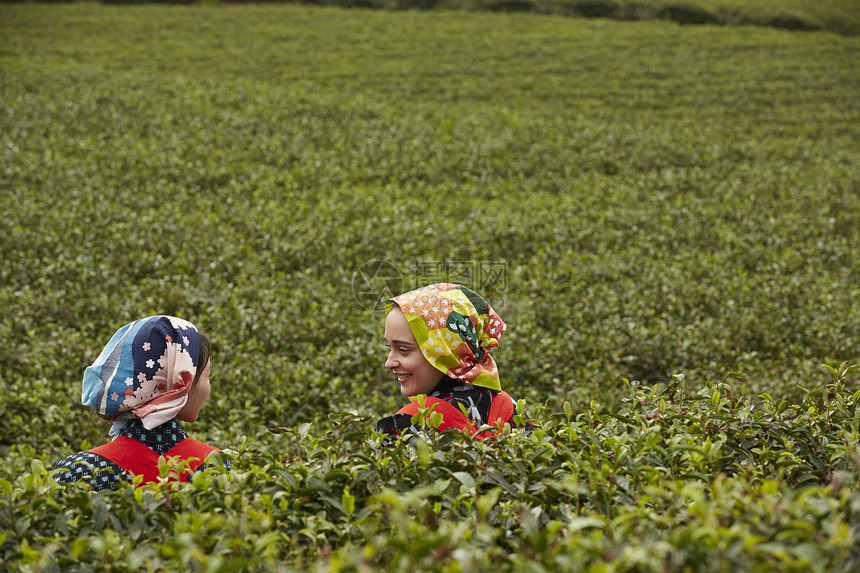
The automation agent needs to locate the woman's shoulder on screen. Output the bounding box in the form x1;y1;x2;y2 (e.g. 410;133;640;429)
374;411;412;437
53;450;131;490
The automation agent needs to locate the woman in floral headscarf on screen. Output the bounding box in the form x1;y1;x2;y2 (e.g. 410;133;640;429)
54;316;221;490
376;283;530;441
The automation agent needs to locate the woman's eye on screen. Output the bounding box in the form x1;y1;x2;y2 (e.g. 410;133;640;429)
384;343;412;354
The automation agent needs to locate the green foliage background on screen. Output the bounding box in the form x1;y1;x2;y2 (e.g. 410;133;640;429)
0;3;859;570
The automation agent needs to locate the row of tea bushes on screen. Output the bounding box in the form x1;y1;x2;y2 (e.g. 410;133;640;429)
3;366;858;571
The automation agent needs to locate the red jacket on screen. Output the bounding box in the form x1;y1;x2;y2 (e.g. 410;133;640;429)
395;390;516;440
88;436;219;486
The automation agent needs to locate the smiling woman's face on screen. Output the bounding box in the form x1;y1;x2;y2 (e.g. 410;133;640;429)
383;306;443;397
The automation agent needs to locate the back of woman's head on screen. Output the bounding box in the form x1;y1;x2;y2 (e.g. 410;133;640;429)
81;315;208;431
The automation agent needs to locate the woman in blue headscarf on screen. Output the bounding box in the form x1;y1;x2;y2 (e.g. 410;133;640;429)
54;316;221;490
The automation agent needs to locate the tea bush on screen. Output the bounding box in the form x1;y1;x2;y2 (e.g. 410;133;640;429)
0;4;858;570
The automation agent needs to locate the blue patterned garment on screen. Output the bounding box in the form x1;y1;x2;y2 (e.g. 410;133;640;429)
53;418;207;490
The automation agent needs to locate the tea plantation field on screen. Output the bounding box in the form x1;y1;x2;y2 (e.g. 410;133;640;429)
1;3;859;571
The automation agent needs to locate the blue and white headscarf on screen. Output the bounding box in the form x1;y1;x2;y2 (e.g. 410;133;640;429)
81;316;202;436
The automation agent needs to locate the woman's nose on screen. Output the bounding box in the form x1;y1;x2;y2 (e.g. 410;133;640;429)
384;351;398;370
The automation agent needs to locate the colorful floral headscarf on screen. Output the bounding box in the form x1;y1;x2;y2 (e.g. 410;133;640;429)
81;316;203;436
387;283;507;391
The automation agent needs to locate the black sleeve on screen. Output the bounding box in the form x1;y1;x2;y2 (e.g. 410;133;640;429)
374;413;415;440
